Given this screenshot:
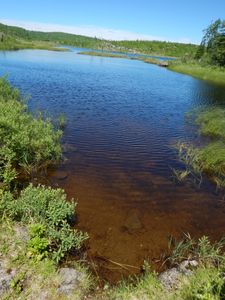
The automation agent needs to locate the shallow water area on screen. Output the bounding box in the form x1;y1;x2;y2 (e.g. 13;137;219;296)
1;48;225;282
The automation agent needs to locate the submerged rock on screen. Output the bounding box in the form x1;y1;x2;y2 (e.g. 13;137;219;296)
123;210;143;233
57;267;85;296
158;260;198;289
55;171;68;180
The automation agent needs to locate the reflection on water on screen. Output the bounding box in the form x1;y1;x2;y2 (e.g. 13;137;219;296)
0;48;225;281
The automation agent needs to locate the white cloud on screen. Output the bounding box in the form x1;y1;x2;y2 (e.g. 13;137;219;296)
0;19;197;44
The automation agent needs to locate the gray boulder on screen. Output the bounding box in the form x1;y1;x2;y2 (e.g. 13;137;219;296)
57;267;85;296
158;267;181;290
158;260;198;290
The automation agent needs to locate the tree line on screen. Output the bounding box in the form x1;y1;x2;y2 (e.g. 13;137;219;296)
195;19;225;66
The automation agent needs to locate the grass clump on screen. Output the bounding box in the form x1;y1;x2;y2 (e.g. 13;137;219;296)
106;270;163;300
174;107;225;189
172;142;203;186
0;77;62;186
168;60;225;85
198;141;225;175
168;234;225;267
180;267;225;300
196;107;225;140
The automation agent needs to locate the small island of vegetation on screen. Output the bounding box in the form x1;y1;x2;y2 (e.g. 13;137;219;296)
78;51;169;67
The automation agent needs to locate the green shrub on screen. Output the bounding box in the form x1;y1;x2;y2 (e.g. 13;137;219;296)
0;189;15;218
0;77;62;186
27;224;49;261
1;184;88;262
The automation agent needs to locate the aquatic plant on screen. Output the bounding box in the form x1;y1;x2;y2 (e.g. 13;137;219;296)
58;113;66;129
173;142;203;187
168;233;225;266
174;107;225;190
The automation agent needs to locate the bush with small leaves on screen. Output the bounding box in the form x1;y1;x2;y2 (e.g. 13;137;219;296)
1;184;88;262
27;224;49;261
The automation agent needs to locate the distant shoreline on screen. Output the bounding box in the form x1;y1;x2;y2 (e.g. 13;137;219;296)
78;51;169;67
78;50;225;86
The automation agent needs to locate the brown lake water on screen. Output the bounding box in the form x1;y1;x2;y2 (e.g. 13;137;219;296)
1;48;225;281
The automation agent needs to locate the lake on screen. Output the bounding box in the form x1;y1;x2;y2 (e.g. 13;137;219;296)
1;48;225;281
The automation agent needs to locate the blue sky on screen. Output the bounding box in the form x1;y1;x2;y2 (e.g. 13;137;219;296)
0;0;224;44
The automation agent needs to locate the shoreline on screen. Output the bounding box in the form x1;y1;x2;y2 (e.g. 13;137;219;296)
168;62;225;86
78;50;225;86
0;40;70;52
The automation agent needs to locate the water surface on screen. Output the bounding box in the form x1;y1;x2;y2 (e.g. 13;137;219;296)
1;48;225;281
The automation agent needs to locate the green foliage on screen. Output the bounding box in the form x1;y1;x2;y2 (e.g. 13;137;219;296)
194;19;225;66
175;108;225;189
174;142;203;187
168;60;225;85
58;113;66;129
111;40;197;57
169;19;225;82
1;184;88;262
10;271;26;294
0;189;15;219
210;34;225;66
13;184;75;224
27;224;49;261
169;234;225;267
195;44;205;60
201;19;225;66
196;107;225;139
198;141;225;175
0;77;62;186
175;140;225;189
109;271;162;300
172;168;190;183
180;267;225;300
